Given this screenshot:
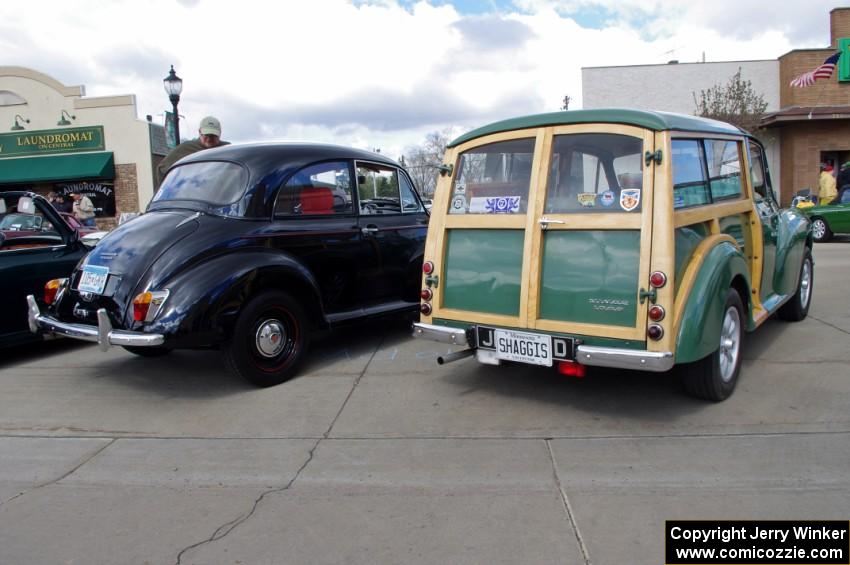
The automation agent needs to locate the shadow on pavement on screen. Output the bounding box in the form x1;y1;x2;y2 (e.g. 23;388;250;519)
0;338;94;369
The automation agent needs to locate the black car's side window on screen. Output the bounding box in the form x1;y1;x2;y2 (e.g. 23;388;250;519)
357;163;408;215
275;161;353;217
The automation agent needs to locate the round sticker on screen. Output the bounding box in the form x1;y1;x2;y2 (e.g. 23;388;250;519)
600;190;615;207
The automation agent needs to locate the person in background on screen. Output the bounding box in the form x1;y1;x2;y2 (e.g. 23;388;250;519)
51;192;72;213
837;162;850;192
155;116;229;187
818;163;837;205
70;192;96;227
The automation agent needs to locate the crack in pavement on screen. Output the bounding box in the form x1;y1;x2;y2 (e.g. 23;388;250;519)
809;315;850;336
546;438;591;565
174;332;387;565
0;438;116;508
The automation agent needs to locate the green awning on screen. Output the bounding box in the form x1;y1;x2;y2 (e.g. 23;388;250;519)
0;152;114;184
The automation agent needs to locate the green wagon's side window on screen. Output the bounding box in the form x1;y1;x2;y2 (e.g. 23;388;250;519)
449;138;535;215
672;140;710;209
539;230;640;327
442;229;523;316
705;139;743;201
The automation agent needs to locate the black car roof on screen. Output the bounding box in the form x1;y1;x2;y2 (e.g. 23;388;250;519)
178;141;400;171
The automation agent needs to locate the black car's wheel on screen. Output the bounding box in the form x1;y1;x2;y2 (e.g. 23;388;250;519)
811;217;832;243
778;248;813;321
681;289;744;402
223;291;308;387
122;346;172;357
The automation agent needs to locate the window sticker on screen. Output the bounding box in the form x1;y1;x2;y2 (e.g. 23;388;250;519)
469;196;521;214
600;190;615;207
454;180;466;194
578;193;597;207
450;194;468;214
619;188;641;211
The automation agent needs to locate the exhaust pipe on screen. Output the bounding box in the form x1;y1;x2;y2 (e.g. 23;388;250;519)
437;348;475;365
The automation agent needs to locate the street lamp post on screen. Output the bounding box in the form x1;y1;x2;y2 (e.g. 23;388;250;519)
162;65;183;145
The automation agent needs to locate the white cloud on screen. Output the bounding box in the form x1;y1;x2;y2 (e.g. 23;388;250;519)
0;0;836;158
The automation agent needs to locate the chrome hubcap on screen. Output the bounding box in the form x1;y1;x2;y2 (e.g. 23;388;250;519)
799;259;812;308
255;319;285;357
719;306;741;383
813;219;826;239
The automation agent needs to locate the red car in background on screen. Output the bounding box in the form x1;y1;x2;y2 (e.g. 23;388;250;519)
0;210;98;240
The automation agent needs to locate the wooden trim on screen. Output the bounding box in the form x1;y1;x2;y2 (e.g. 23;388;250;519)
674;200;753;228
443;214;527;229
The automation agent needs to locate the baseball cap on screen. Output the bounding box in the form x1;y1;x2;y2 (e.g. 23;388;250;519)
199;116;221;137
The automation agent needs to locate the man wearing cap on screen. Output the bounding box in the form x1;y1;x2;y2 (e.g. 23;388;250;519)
155;116;229;186
818;163;837;205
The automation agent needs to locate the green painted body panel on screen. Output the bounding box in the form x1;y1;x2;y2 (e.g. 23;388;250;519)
539;231;640;326
674;224;709;290
448;109;745;148
771;207;811;297
442;229;523;316
675;242;751;363
432;318;646;350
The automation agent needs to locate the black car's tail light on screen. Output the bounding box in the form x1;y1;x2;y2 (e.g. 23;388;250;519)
133;290;170;323
44;278;66;305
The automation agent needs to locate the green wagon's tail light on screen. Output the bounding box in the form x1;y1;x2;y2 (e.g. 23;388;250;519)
420;288;433;301
423;261;435;275
649;271;667;288
647;324;664;340
420;302;432;315
648;305;666;322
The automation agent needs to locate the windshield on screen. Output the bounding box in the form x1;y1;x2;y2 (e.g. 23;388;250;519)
153;161;249;206
0;212;43;230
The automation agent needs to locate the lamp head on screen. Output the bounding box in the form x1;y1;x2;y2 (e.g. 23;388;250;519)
163;65;183;98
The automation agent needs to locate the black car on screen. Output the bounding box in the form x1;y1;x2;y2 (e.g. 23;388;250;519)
28;143;428;386
1;191;89;347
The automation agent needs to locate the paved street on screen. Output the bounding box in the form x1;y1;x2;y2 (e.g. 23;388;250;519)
1;241;848;565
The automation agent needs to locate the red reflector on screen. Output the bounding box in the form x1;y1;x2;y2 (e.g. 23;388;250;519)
422;261;434;275
420;288;433;301
557;360;586;377
650;271;667;288
420;302;432;315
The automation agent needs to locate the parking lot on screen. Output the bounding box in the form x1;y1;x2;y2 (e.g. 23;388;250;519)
0;241;848;565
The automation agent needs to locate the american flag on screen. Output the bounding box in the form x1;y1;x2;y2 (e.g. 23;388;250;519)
790;52;842;87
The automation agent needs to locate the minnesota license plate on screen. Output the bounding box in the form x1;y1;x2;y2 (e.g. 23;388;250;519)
493;328;553;366
78;265;109;295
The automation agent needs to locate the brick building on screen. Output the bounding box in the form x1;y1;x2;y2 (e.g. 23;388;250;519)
764;8;850;203
583;7;850;205
0;67;168;227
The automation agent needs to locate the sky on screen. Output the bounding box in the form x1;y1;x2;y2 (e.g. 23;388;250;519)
0;0;841;158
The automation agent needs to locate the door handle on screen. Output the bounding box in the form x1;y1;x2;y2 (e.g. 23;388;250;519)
361;225;379;235
538;217;565;230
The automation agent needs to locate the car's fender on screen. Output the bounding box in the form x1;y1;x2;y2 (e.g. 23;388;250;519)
674;238;751;364
772;207;812;296
143;249;325;346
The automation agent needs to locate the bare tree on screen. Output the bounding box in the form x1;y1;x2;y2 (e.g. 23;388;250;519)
402;129;453;198
693;68;767;131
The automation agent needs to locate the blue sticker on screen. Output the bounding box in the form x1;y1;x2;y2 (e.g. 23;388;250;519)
600;190;615;207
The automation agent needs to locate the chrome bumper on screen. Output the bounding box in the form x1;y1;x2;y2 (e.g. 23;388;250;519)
412;322;469;346
412;322;674;372
27;295;165;351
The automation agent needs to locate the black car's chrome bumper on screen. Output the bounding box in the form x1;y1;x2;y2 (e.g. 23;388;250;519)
27;295;164;351
412;322;675;372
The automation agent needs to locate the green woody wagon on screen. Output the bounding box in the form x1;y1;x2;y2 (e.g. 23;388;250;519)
412;109;813;401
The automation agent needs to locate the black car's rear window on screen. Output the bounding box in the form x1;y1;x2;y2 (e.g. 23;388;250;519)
154;161;249;205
